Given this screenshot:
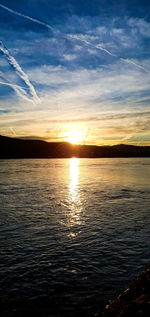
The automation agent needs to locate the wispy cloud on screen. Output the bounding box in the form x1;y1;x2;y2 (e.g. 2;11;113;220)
28;59;150;107
20;110;149;124
127;18;150;38
0;41;40;103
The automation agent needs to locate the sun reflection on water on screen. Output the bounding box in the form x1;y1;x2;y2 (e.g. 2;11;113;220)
69;157;79;199
67;158;82;229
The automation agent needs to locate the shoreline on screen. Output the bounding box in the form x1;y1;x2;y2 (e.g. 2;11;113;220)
97;266;150;317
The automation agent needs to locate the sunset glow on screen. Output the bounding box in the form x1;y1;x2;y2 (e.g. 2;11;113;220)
65;130;85;144
0;1;150;145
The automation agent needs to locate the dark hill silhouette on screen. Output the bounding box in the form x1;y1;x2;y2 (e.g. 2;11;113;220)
0;135;150;158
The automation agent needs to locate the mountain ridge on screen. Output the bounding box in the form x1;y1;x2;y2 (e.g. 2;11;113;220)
0;135;150;158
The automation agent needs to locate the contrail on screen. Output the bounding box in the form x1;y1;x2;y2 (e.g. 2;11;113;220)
0;71;32;101
67;34;115;57
121;58;150;73
0;4;55;32
0;3;115;58
0;3;148;74
0;80;33;102
95;44;115;56
0;41;40;102
12;86;32;102
0;77;30;90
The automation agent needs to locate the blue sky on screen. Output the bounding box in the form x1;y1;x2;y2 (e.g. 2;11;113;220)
0;0;150;144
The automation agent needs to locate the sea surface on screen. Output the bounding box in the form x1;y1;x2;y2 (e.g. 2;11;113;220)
0;158;150;317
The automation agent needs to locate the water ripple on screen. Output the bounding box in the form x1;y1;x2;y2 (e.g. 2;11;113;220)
0;158;150;316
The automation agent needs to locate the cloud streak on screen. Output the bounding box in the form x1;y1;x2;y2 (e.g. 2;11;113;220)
121;58;150;73
0;79;32;102
67;34;115;56
0;2;149;75
1;3;115;60
0;69;32;102
0;71;30;91
0;41;40;102
36;110;150;124
0;4;54;32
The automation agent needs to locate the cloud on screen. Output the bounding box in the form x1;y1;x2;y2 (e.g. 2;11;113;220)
28;59;150;108
17;110;149;124
0;3;149;144
127;18;150;38
1;103;149;145
0;3;114;58
0;41;40;103
0;3;149;75
63;54;77;61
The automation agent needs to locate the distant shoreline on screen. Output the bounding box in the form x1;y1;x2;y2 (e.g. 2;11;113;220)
0;135;150;159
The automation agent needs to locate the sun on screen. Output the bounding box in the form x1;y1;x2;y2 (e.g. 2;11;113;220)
65;129;85;144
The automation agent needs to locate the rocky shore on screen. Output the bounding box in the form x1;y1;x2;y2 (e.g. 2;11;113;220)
96;266;150;317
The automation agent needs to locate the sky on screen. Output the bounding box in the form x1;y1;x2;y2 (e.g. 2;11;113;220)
0;0;150;145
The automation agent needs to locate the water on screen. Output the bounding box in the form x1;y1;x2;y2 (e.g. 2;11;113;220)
0;158;150;317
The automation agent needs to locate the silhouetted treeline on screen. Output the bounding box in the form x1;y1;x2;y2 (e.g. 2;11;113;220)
0;135;150;158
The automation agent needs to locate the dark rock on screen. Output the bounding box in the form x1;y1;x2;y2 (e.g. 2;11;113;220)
97;266;150;317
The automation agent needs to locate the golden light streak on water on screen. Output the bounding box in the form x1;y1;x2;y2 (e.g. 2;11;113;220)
69;157;79;199
68;158;82;228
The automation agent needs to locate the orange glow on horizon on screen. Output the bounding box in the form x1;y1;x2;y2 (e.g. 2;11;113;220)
64;129;86;144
